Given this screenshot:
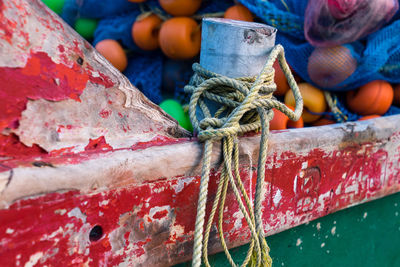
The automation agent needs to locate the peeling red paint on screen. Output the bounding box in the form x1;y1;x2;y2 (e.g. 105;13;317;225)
85;136;113;151
131;135;185;151
1;137;399;266
99;109;112;119
0;133;47;160
0;52;89;131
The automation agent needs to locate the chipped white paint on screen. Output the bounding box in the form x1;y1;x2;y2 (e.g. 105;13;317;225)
321;242;325;248
293;175;298;193
152;186;166;194
6;228;14;234
170;224;185;241
233;210;244;229
24;252;43;267
316;191;331;213
296;238;302;246
363;212;368;219
46;227;64;240
68;223;92;255
335;184;342;195
345;183;359;194
68;207;87;223
148;205;171;221
342;173;347;179
54;209;67;215
172;177;196;194
99;199;110;206
301;162;308;169
273;189;282;207
316;222;321;231
395;211;398;216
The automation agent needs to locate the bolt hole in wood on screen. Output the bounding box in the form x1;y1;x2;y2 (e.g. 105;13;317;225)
89;225;103;242
77;57;84;65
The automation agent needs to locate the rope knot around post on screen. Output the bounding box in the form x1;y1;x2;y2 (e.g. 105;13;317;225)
184;44;303;267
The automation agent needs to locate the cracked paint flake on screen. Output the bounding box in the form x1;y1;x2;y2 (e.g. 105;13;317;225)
331;226;336;235
273;189;282;207
24;252;43;267
68;207;87;223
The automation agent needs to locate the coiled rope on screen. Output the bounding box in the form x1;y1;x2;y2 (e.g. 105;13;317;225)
184;44;303;267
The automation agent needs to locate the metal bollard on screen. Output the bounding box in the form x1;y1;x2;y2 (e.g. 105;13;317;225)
200;18;277;78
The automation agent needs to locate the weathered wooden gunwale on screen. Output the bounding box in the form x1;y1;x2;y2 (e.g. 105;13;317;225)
1;0;400;266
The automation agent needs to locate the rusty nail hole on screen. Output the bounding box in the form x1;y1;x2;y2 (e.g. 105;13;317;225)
77;57;84;65
89;225;103;242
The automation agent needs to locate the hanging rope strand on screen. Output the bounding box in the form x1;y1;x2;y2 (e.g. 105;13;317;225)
186;44;303;267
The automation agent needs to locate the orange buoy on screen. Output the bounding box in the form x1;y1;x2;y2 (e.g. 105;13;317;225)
159;0;202;16
285;83;326;123
346;80;393;115
224;4;253;22
308;46;357;88
95;39;128;72
270;107;304;130
273;61;290;96
132;14;163;51
358;115;381;121
159;17;201;60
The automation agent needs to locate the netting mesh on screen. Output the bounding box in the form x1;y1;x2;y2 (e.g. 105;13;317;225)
240;0;400;91
62;0;400;119
62;0;232;104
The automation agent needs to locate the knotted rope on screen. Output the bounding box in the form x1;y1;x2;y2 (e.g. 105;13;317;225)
184;44;303;267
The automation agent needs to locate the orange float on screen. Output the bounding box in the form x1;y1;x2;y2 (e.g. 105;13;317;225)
272;61;290;96
284;83;326;123
346;80;393;115
159;17;201;60
224;4;253;22
159;0;202;16
308;46;357;88
132;14;163;51
358;115;381;121
270;107;303;130
95;39;127;72
393;84;400;106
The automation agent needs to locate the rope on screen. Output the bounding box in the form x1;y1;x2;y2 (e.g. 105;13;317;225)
324;92;360;122
324;92;347;123
184;45;303;267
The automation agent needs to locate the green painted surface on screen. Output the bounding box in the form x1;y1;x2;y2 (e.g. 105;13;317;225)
177;192;400;267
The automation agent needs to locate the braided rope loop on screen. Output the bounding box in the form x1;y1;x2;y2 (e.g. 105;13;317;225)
185;44;303;267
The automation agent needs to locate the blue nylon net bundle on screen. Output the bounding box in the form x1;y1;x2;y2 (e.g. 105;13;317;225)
61;0;232;105
61;0;400;119
240;0;400;120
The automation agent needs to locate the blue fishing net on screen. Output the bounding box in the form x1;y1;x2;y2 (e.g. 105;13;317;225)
239;0;400;120
62;0;400;119
62;0;231;104
240;0;400;91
